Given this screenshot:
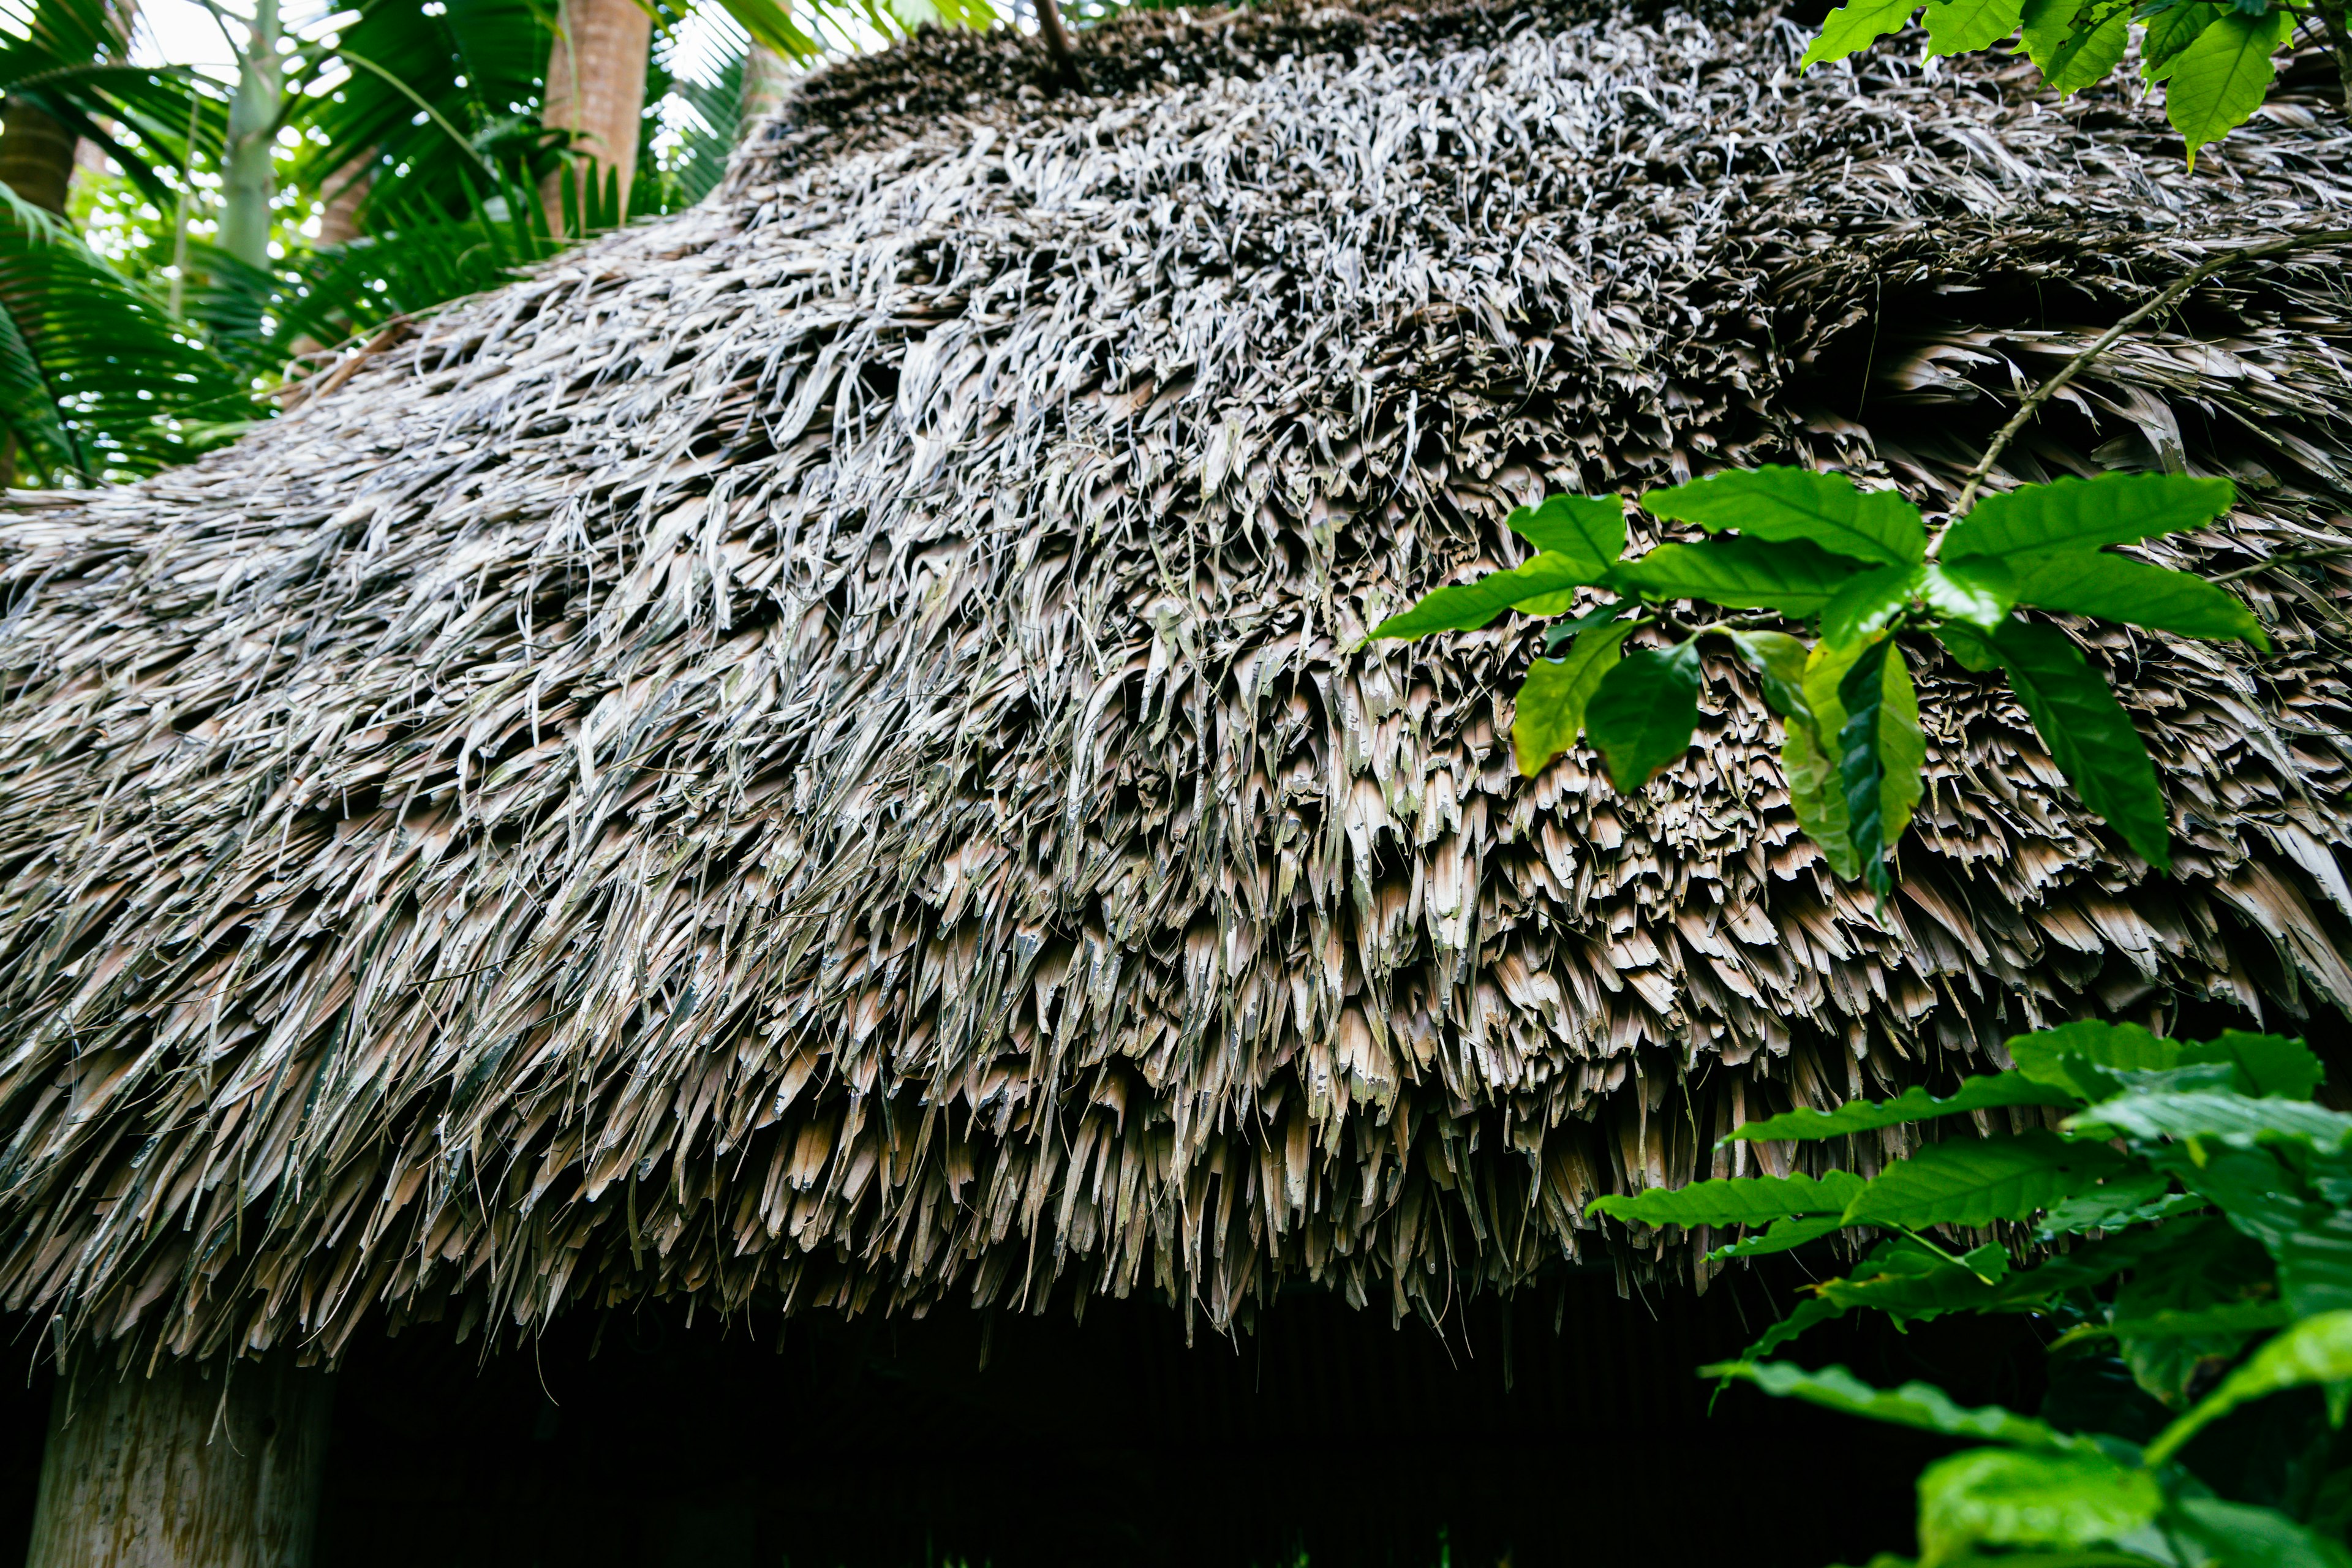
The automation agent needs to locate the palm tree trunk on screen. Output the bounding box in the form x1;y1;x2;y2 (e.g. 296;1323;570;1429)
220;0;280;268
315;158;371;247
0;97;77;216
538;0;650;232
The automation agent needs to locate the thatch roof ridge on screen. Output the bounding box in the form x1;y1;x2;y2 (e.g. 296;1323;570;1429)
2;0;2351;1363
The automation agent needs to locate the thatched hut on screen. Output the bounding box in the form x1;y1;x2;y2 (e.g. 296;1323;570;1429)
4;0;2351;1558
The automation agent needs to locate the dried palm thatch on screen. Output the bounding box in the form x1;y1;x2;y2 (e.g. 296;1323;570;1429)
4;0;2352;1366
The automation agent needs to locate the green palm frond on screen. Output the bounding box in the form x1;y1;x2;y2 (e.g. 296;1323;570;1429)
0;184;253;483
0;0;225;201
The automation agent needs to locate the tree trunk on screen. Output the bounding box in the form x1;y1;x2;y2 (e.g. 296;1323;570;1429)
737;42;791;143
220;0;281;268
538;0;650;232
24;1352;333;1568
0;97;77;216
315;158;371;248
2317;0;2352;121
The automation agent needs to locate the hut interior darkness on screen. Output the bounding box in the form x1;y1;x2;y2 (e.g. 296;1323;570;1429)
2;0;2351;1559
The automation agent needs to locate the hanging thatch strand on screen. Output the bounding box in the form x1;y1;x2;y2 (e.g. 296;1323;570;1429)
2;0;2351;1365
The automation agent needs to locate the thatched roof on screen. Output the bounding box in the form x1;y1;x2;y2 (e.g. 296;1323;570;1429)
4;0;2351;1365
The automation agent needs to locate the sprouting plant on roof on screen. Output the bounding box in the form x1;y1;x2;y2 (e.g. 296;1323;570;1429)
1368;227;2351;904
1799;0;2351;170
1584;1022;2352;1567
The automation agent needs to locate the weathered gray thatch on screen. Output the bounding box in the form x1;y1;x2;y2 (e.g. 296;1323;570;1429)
3;0;2351;1364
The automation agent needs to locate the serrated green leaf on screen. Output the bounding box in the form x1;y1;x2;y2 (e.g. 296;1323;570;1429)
1823;564;1926;649
2166;6;2293;170
2141;0;2221;80
2148;1310;2352;1463
1700;1361;2082;1449
1802;0;1922;65
1587;1169;1867;1228
1586;639;1704;790
1942;472;2236;562
1923;0;2024;53
1613;535;1861;616
2065;1091;2352;1150
1508;493;1627;575
1708;1213;1850;1261
1511;622;1634;778
1641;467;1926;566
1992;620;2170;871
1727;628;1814;720
1918;1448;2162;1562
2010;551;2269;648
1724;1072;2081;1142
1923;559;2016;630
1844;1131;2130;1229
1371;551;1610;639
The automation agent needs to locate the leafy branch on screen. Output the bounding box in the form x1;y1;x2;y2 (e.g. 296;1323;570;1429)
1370;236;2328;902
1588;1023;2352;1567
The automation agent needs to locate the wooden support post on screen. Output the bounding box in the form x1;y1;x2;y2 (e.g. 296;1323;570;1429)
24;1354;333;1568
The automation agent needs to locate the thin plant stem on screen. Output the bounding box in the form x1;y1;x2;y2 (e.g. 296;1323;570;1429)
1034;0;1077;86
1945;226;2352;524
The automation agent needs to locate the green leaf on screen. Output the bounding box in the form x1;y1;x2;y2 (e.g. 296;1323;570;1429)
1371;552;1612;639
2164;1147;2352;1318
1509;494;1627;575
1708;1213;1850;1261
1511;622;1635;778
2065;1091;2352;1151
2196;1032;2326;1101
1823;564;1926;649
2033;1168;2177;1237
1923;559;2016;631
2019;0;2131;92
1838;639;1926;899
2010;551;2269;649
1613;535;1861;616
1937;622;2005;672
1700;1362;2082;1449
2010;1020;2175;1095
2141;0;2221;81
1727;629;1814;721
2112;1223;2282;1407
1544;603;1634;652
1842;1131;2130;1229
1923;0;2024;54
1784;716;1861;880
2165;7;2294;170
1586;639;1704;790
1724;1072;2082;1143
1802;0;1922;66
1941;473;2236;563
2148;1310;2352;1463
1917;1448;2162;1562
1748;1294;1852;1357
1587;1169;1867;1228
1992;620;2170;872
2171;1498;2352;1568
1640;467;1926;566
